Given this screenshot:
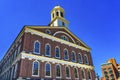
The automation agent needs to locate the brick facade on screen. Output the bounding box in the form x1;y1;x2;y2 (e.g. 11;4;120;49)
0;5;96;80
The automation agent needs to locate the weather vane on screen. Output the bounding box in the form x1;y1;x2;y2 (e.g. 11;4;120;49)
56;2;60;6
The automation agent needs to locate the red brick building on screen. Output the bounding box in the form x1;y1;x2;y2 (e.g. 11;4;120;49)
101;58;120;80
0;6;96;80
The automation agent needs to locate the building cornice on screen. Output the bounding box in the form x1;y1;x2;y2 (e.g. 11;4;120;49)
21;52;94;70
27;26;90;49
25;27;90;52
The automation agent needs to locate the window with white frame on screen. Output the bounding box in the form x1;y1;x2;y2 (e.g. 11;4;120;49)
45;43;51;56
55;46;60;58
66;67;70;78
88;70;92;79
78;53;83;63
32;61;39;76
64;49;69;60
84;54;89;64
72;51;76;62
45;63;51;77
74;68;78;79
82;69;85;79
56;64;61;78
34;41;40;54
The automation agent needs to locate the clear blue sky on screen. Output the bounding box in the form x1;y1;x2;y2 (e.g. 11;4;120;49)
0;0;120;77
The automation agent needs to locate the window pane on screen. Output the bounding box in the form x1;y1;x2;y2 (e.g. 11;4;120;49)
64;50;68;60
84;55;88;64
56;65;61;77
61;35;69;41
74;68;78;78
78;54;82;63
82;70;85;79
72;52;76;62
45;44;50;56
34;42;40;53
88;71;91;79
66;67;70;77
33;62;39;75
55;47;60;58
46;63;50;76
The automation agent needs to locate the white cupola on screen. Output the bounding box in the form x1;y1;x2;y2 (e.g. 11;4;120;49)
49;6;69;28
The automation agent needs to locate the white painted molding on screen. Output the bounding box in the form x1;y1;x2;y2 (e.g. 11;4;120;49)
21;52;94;70
25;28;90;52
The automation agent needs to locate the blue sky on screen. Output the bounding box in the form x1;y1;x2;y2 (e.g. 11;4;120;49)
0;0;120;77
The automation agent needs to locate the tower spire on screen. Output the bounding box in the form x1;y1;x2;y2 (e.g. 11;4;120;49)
49;5;69;28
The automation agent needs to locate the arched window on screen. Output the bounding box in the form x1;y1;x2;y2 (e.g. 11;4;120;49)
88;70;92;79
56;11;59;16
55;47;60;58
64;49;69;60
82;69;85;79
72;51;76;62
45;43;51;56
32;61;39;76
45;63;51;77
66;67;70;78
61;35;69;41
74;68;78;79
84;54;89;64
56;65;61;78
60;12;63;17
34;41;40;54
78;53;83;63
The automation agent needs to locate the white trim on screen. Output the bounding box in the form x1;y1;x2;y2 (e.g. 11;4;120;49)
33;40;40;54
71;51;76;62
45;43;51;57
45;62;51;78
21;52;94;70
25;28;90;52
78;53;83;63
32;60;40;77
53;31;75;43
65;66;71;79
64;48;69;60
55;46;60;59
84;54;89;65
56;64;62;78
